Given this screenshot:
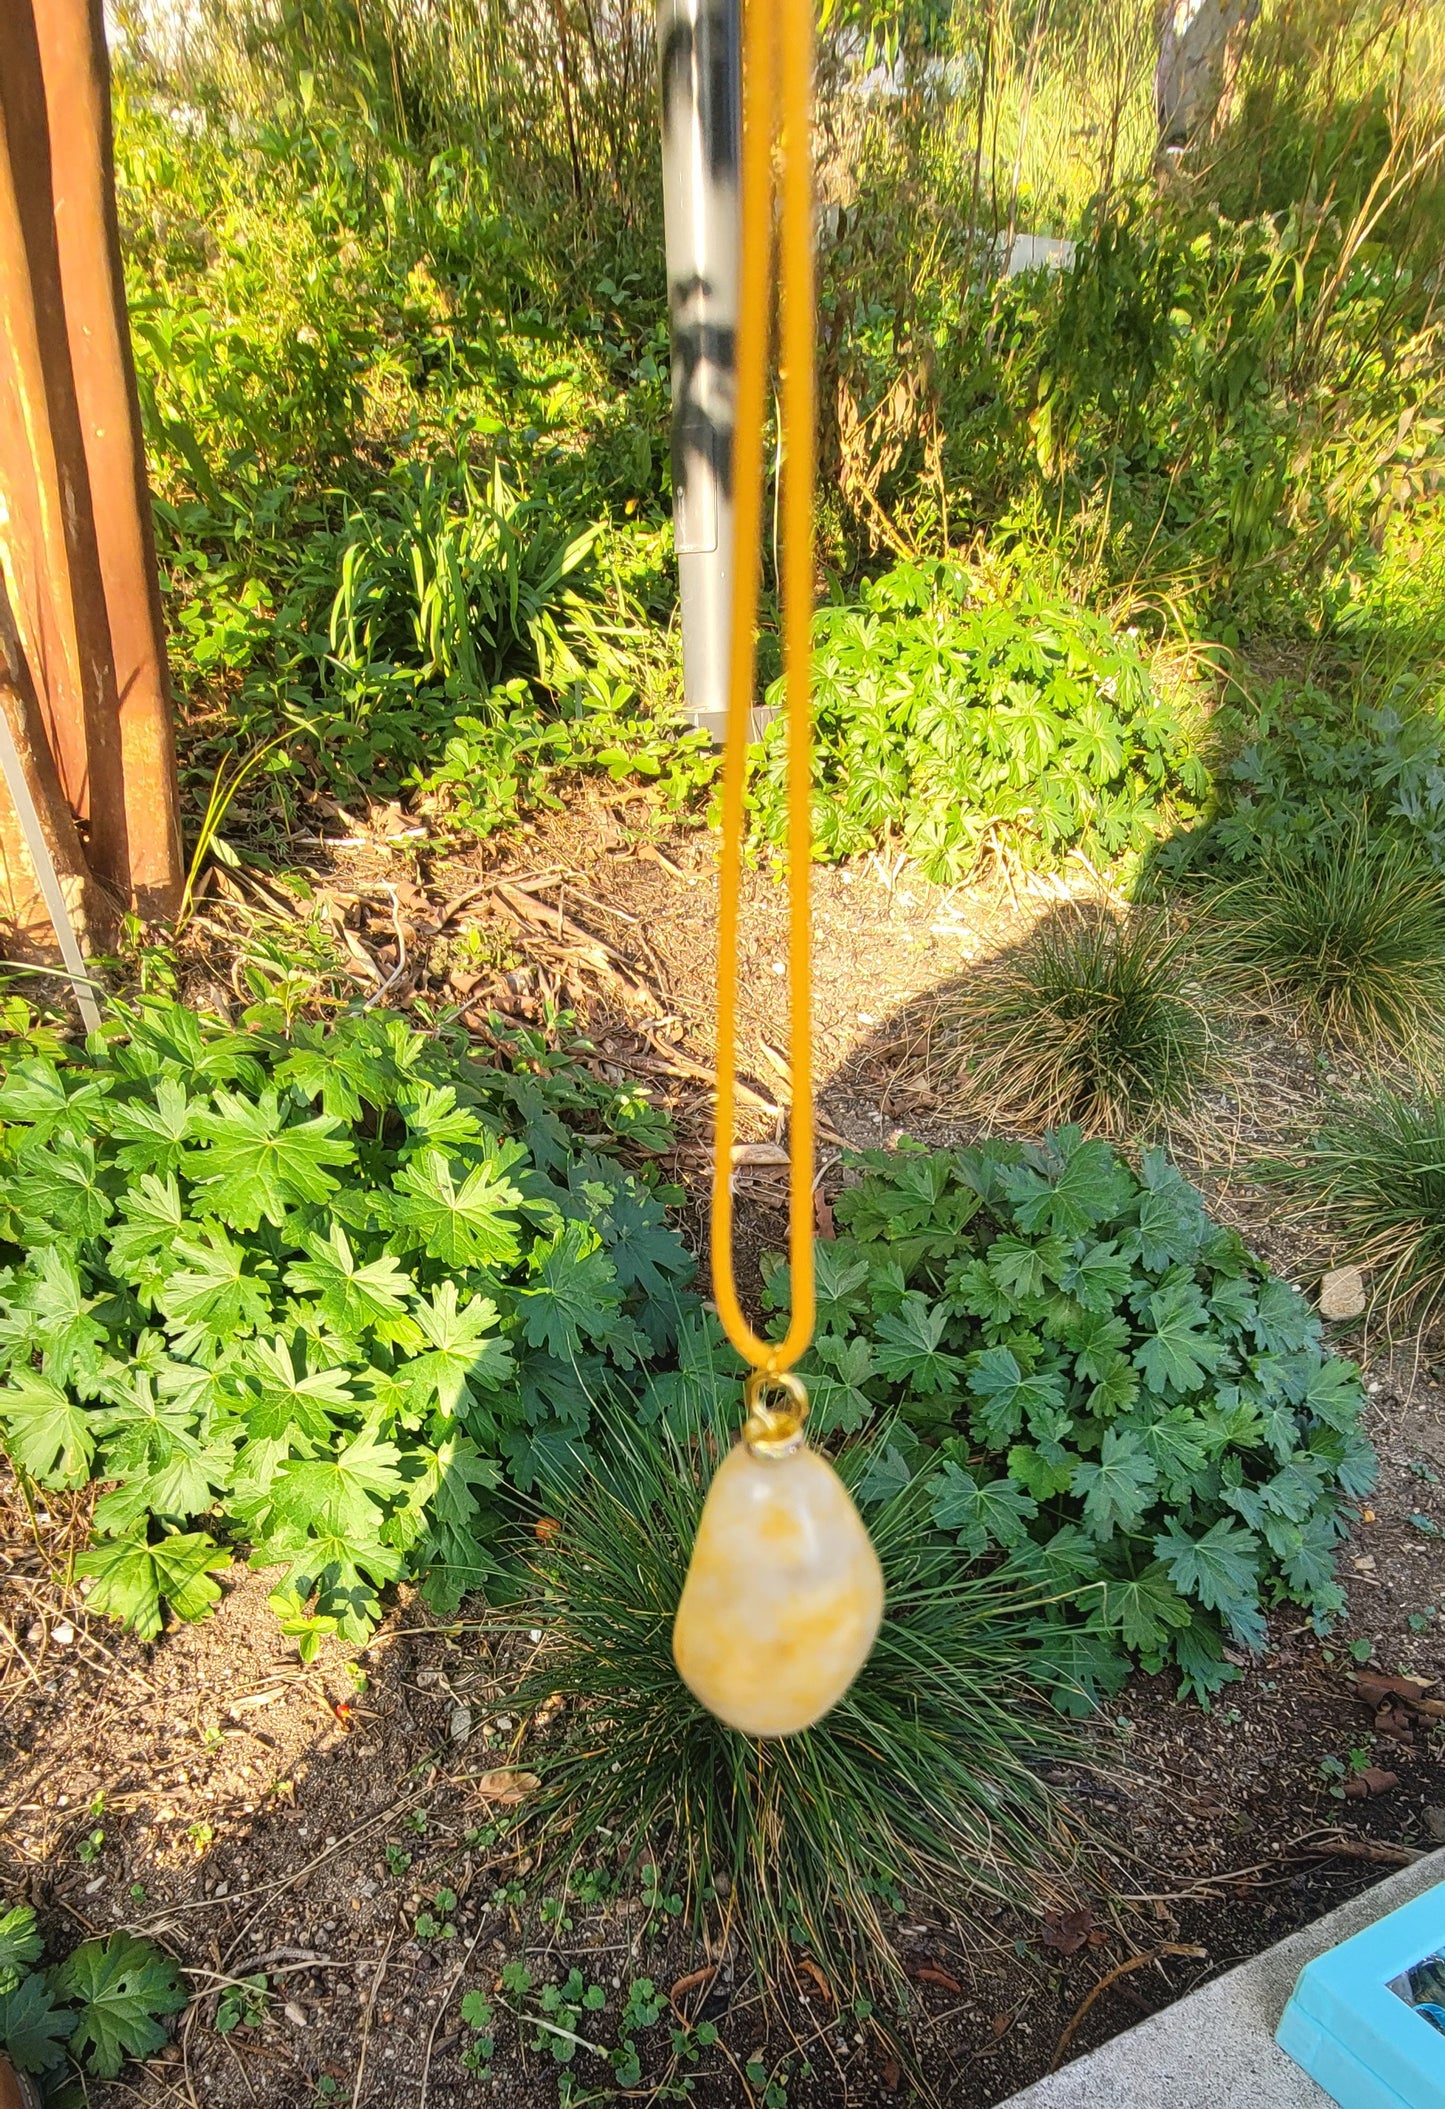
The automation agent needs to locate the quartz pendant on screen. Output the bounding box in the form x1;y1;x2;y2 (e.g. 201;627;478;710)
672;1442;884;1738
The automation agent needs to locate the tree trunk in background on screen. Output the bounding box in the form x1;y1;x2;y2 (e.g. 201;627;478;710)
1155;0;1259;150
37;0;184;921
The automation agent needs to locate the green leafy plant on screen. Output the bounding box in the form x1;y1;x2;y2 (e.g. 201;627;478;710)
1202;823;1445;1051
509;1386;1078;2005
215;1972;269;2035
329;455;596;697
765;1129;1372;1699
0;1909;185;2082
750;563;1206;878
0;1001;695;1653
526;1968;608;2066
1260;1087;1445;1329
415;1887;458;1940
945;904;1219;1137
459;1987;495;2075
1164;684;1445;882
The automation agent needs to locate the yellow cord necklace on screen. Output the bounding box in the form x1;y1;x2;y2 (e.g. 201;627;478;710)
670;0;883;1739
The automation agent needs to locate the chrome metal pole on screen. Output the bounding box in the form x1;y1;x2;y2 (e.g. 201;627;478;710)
657;0;741;744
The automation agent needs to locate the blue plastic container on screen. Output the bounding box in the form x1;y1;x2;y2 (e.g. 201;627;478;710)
1277;1878;1445;2107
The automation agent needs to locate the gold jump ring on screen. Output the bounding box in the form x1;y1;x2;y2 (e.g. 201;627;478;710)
743;1369;810;1458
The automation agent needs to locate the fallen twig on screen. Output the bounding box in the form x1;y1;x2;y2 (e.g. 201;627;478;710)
1051;1944;1207;2070
352;1917;397;2109
419;1920;488;2109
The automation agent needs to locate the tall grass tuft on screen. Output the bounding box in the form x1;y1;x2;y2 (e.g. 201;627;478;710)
1263;1090;1445;1331
508;1397;1077;2006
1203;826;1445;1053
948;905;1217;1139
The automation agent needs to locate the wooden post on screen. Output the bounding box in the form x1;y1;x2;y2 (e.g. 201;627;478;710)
37;0;184;920
0;575;101;961
0;1;129;910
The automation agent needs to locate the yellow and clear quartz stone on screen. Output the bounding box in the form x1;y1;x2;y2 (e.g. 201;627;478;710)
672;1441;884;1738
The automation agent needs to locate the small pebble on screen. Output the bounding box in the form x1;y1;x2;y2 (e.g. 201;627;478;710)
283;2002;308;2029
52;1622;74;1645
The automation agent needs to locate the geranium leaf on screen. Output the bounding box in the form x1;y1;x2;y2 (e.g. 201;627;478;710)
0;1372;95;1486
51;1932;186;2076
75;1530;229;1641
185;1089;353;1230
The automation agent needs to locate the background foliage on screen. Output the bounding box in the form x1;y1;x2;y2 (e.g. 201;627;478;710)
111;0;1445;866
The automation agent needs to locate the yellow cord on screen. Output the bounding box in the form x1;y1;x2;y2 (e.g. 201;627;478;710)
710;0;816;1378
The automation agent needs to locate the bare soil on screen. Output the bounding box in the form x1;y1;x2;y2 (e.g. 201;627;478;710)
5;786;1445;2107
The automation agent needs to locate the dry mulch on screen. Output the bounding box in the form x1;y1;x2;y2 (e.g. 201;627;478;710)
4;786;1445;2106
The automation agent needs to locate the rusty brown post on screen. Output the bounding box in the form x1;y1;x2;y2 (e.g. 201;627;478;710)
0;573;102;964
38;0;184;919
0;1;130;905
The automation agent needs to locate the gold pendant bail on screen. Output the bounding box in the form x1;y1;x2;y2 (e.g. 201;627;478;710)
742;1368;809;1458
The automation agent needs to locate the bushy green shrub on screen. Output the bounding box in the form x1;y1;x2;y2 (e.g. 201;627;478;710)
947;905;1218;1137
1262;1088;1445;1330
765;1130;1373;1701
824;174;1445;636
0;1004;694;1653
750;563;1206;878
510;1390;1076;2002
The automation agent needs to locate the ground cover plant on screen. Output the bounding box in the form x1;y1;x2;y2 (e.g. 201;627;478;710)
0;1903;185;2084
509;1387;1077;2007
1174;680;1445;881
945;903;1217;1136
751;560;1207;877
764;1130;1374;1702
1262;1088;1445;1332
0;1002;695;1655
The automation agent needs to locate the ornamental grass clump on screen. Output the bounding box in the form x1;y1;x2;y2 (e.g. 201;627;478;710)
1262;1089;1445;1331
510;1385;1078;2006
1202;825;1445;1054
948;904;1218;1138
